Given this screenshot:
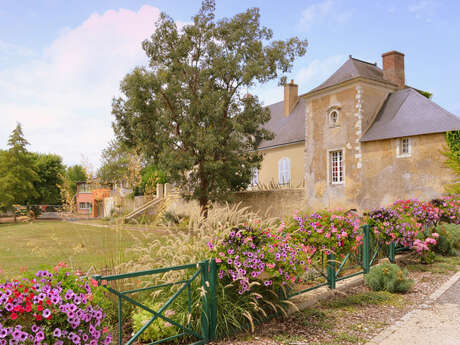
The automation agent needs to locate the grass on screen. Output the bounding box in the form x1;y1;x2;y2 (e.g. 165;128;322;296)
404;255;460;274
321;291;402;310
0;220;162;278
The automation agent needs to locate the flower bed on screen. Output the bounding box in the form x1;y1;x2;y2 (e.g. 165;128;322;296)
0;265;112;345
209;225;309;294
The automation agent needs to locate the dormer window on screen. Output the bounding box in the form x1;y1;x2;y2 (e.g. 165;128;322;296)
328;110;339;127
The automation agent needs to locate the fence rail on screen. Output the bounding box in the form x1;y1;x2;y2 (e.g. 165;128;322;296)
95;225;403;345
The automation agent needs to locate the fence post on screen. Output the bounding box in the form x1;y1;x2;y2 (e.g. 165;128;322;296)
200;261;209;343
388;242;396;263
327;253;336;289
362;225;371;274
208;259;217;341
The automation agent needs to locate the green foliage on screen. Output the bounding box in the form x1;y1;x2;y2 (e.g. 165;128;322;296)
365;262;413;293
65;164;87;195
28;153;65;205
135;163;168;196
112;0;307;215
433;225;457;256
0;123;38;214
97;139;132;185
131;302;178;342
444;131;460;193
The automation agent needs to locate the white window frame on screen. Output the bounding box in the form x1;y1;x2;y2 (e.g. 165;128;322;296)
328;109;339;127
278;157;291;185
250;168;259;186
396;137;411;158
328;149;345;185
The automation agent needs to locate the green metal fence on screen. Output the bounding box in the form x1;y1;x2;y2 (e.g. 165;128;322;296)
94;225;401;345
287;225;395;297
93;259;218;345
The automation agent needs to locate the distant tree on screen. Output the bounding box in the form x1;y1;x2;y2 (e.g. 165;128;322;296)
98;140;131;185
444;131;460;193
112;0;307;215
57;165;87;212
0;123;38;221
136;163;168;196
65;165;87;196
28;153;65;205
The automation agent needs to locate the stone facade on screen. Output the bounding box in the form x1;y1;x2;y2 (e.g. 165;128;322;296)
303;79;455;211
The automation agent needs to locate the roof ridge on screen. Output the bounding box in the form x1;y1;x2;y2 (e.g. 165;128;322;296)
350;56;378;67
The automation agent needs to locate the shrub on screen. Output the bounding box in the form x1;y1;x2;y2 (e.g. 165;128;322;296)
286;210;363;257
0;266;112;345
210;224;308;294
431;196;460;224
391;199;440;227
131;302;177;342
366;207;419;247
433;225;458;255
365;263;413;293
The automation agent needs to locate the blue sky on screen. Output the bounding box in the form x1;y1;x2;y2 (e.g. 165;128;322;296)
1;0;459;169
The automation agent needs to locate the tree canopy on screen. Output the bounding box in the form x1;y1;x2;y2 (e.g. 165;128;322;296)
112;0;307;214
0;124;38;216
29;153;66;205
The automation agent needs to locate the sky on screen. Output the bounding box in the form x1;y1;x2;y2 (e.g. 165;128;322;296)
1;0;460;169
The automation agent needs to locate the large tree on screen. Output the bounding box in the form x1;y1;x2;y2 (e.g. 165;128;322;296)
28;153;66;205
112;0;307;215
0;124;38;220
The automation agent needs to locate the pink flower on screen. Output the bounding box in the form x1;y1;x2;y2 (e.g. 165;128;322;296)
431;232;439;238
215;258;222;263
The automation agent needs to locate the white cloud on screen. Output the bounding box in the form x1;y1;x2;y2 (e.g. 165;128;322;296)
0;5;162;167
252;54;347;106
295;54;347;89
299;0;353;30
408;1;437;22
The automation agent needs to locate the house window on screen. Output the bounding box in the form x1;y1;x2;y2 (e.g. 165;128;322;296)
79;183;93;193
79;202;91;209
397;137;411;157
250;168;259;186
328;110;339;127
329;150;344;184
278;157;291;185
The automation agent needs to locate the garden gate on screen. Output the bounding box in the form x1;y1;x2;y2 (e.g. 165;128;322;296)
93;259;218;345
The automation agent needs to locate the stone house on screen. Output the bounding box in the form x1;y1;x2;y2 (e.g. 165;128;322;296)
255;50;460;211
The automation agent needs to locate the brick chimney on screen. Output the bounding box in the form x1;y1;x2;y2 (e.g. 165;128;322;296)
382;51;405;88
284;79;298;116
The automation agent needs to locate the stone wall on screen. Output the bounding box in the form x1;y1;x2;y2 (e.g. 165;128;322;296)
232;188;306;218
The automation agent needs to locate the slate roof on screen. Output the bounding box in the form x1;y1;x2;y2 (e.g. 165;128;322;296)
361;88;460;142
307;56;389;94
258;98;306;149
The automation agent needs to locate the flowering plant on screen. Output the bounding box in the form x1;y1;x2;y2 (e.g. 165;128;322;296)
412;232;438;264
430;196;460;224
366;207;419;247
0;265;112;345
209;225;309;294
391;199;440;227
286;210;362;257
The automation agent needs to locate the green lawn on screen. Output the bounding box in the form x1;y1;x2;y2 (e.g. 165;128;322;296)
0;220;161;278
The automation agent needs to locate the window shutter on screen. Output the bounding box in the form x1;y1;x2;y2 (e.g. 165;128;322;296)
278;158;291;185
